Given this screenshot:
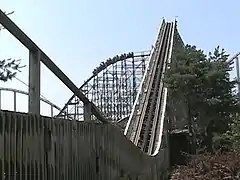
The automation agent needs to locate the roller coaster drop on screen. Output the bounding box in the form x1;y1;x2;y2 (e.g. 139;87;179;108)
125;21;175;155
58;19;185;156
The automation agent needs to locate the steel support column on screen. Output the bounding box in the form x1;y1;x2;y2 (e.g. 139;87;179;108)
28;50;41;115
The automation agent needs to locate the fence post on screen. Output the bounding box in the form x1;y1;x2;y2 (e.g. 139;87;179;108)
13;91;16;111
28;50;41;115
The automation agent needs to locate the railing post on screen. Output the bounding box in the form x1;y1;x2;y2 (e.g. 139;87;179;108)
28;50;41;115
13;91;16;111
51;105;53;117
84;102;92;121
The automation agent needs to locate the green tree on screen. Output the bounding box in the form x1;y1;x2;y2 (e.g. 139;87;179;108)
0;58;25;82
165;45;206;153
200;47;238;151
165;45;238;152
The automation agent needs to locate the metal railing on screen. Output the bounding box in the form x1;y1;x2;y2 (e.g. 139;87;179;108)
228;52;240;97
0;87;61;117
0;9;108;123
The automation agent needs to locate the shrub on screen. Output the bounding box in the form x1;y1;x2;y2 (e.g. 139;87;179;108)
171;151;240;179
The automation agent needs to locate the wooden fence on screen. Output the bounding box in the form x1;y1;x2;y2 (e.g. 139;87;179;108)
0;110;168;180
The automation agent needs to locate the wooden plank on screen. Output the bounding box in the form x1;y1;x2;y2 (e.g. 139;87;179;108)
56;119;59;180
40;116;45;180
28;114;32;180
29;115;34;180
12;113;17;180
46;117;52;180
22;114;27;180
62;121;65;180
19;115;23;180
35;114;40;180
76;123;80;180
32;115;37;180
44;117;47;179
6;112;11;180
66;121;70;180
0;111;5;180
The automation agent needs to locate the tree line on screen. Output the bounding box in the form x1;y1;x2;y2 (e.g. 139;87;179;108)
164;44;239;152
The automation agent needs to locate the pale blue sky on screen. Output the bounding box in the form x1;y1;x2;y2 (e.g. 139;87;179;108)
0;0;239;115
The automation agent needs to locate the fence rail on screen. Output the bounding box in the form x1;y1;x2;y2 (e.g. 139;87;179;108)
0;87;61;117
0;110;168;180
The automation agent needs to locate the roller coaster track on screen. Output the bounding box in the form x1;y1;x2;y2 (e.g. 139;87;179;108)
58;19;178;156
124;20;176;155
57;51;150;120
57;19;179;157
